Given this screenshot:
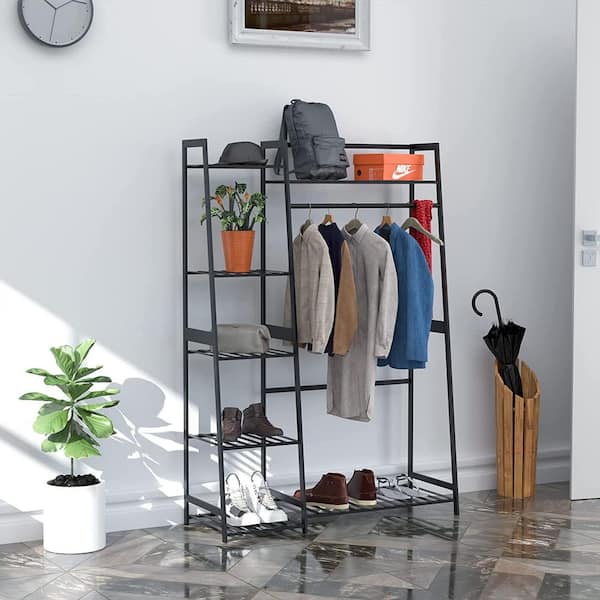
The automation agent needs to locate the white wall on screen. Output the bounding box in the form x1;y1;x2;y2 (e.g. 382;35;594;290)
0;0;576;543
572;0;600;500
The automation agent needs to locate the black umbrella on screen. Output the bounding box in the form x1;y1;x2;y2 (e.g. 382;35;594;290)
472;289;526;396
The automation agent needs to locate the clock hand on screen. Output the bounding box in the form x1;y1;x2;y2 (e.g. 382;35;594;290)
49;9;57;42
41;0;57;10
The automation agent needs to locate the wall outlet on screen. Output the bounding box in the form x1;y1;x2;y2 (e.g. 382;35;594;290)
582;249;597;267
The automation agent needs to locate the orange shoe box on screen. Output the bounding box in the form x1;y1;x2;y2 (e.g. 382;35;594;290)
353;153;425;181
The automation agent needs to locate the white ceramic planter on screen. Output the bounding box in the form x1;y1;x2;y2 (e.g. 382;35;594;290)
43;480;106;554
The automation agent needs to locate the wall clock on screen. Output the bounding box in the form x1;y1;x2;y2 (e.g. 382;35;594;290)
18;0;94;48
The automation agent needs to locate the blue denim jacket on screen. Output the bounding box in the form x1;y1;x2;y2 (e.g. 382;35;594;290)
375;223;433;369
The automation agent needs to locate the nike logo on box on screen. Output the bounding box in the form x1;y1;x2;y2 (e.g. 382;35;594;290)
391;165;415;180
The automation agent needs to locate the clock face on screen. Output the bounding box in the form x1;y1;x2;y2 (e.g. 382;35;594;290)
18;0;94;47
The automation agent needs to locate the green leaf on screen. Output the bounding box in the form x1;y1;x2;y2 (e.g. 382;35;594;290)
66;382;93;400
74;366;103;380
78;400;120;411
43;374;70;387
33;403;70;435
78;376;112;384
74;339;95;367
76;407;115;438
64;422;101;458
41;439;62;453
48;424;71;444
50;346;76;378
19;392;68;404
78;388;120;402
64;436;101;459
26;368;53;377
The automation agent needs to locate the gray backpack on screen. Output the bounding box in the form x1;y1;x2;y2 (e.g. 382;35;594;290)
274;99;349;180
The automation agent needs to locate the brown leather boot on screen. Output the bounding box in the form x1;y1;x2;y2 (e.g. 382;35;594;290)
242;403;283;437
347;469;377;507
294;473;349;511
222;407;242;442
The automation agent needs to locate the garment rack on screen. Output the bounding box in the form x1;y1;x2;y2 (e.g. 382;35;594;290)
182;137;459;543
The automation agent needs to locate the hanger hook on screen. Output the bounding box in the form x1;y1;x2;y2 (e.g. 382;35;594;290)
386;203;391;216
471;289;504;326
354;205;359;219
308;201;312;221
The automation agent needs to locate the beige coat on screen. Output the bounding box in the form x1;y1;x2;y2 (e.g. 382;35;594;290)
284;224;335;354
327;224;398;421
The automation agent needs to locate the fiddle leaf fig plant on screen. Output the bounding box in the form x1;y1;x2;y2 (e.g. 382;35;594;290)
20;339;119;476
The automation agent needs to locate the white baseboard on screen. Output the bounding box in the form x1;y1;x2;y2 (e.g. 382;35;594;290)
0;446;570;545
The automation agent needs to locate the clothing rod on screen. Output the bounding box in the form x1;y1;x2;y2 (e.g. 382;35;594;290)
265;378;410;395
290;203;439;209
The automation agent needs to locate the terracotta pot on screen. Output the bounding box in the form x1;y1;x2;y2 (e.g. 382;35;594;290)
222;230;255;273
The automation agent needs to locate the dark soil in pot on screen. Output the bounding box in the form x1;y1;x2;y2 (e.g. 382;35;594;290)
47;474;100;487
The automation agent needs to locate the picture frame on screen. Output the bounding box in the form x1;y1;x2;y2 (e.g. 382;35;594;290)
229;0;370;51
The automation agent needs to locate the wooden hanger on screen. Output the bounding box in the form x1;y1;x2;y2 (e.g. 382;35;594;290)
380;205;393;227
345;206;363;235
301;203;313;234
400;217;444;246
322;212;334;225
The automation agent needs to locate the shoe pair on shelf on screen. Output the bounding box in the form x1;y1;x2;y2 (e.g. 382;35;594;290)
222;403;283;442
294;469;377;512
223;471;288;526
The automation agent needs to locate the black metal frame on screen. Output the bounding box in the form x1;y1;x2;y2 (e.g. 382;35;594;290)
182;137;459;544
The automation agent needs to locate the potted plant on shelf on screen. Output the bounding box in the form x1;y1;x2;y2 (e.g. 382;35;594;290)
201;182;266;273
19;339;119;554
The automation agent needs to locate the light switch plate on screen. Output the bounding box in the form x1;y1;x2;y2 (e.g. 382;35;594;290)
583;249;597;267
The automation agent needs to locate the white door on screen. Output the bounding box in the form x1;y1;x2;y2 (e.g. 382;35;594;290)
572;0;600;500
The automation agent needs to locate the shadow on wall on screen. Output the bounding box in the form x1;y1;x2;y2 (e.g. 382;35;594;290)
0;378;184;521
91;378;184;502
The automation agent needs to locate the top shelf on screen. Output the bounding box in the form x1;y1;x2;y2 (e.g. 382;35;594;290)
187;163;274;170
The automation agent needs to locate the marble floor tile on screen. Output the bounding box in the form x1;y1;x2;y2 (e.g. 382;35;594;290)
20;573;93;600
70;573;257;600
0;572;62;599
228;542;308;587
537;573;600;599
6;483;600;599
479;572;543;599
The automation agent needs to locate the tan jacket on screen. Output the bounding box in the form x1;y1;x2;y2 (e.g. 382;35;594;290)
332;241;358;355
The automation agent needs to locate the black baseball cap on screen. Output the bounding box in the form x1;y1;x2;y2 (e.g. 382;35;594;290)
219;142;268;165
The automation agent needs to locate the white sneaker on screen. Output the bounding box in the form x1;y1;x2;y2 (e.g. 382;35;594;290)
224;473;260;527
247;471;288;524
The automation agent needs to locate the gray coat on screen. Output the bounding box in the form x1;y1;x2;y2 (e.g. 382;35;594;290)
327;224;398;421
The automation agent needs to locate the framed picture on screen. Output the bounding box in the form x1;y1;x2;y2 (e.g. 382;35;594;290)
229;0;370;51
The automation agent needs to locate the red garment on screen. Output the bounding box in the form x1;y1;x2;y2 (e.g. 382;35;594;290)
410;200;433;272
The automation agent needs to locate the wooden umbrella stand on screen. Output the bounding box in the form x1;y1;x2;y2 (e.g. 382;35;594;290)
495;360;541;498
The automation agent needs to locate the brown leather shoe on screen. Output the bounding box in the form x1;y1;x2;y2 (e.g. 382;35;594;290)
347;469;377;507
222;407;241;442
294;473;349;511
242;403;283;437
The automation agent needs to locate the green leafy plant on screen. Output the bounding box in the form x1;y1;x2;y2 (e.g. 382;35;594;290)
201;182;266;231
19;339;119;476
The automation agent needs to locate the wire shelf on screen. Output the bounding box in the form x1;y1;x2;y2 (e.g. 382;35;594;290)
188;348;295;361
189;433;298;450
187;269;289;278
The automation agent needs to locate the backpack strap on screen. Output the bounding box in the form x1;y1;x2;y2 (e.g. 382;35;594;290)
273;105;290;175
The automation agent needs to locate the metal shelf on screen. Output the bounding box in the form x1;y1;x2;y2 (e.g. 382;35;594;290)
187;163;274;170
187;269;288;278
189;433;298;450
265;179;438;185
304;487;453;520
182;136;459;543
188;347;294;361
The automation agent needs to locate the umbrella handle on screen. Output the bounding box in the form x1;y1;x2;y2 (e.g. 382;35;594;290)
472;289;504;326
